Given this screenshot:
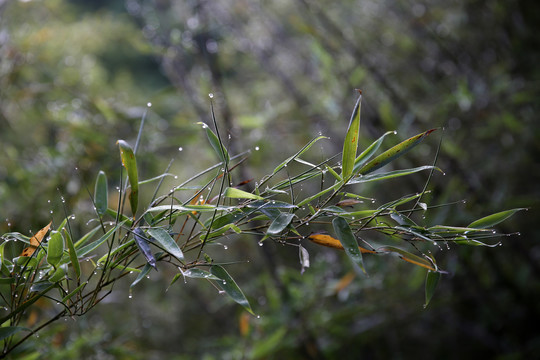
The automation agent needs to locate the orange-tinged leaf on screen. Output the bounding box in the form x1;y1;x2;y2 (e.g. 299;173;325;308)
334;271;356;293
20;221;52;257
307;233;377;254
239;311;251;337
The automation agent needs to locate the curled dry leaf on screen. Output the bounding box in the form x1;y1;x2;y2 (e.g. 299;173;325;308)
20;221;52;257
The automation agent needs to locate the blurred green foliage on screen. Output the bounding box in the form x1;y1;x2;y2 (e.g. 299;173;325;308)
0;0;538;359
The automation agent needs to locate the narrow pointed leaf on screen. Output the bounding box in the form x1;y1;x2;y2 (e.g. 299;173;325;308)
359;129;437;175
117;140;139;216
198;122;229;163
94;170;108;217
182;268;220;280
132;228;156;270
131;263;153;288
210;265;254;315
63;228;80;279
342;92;362;179
77;220;127;257
332;217;366;273
273;135;328;174
267;213;295;235
378;246;436;271
468;208;526;229
224;187;264;200
147;228;184;261
308;233;376;253
353;130;395;173
348;166;441;184
46;231;64;268
424;270;441;308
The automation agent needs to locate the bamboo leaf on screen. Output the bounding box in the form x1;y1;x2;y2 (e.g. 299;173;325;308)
46;231;64;268
131;263;153;288
117;140;139;216
332;217;366;273
378;246;436;271
273;135;328;174
341;91;362;179
77;220;127;257
198;122;229;163
424;270;441;308
348;166;441;184
353;130;396;173
94;170;108;217
147;228;184;261
210;265;254;315
132;228;156;270
20;221;51;257
224;187;264;200
267;213;295;235
359;129;437;175
468;208;526;229
63;228;80;279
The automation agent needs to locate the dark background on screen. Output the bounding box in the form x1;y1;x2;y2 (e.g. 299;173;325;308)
0;0;538;358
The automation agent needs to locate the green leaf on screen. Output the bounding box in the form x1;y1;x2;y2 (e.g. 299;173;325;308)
200;224;242;240
341;92;362;179
97;239;134;266
224;187;264;200
332;217;365;273
273;135;328;174
182;268;220;280
49;264;67;282
132;228;156;270
0;326;30;341
348;166;441;184
353;130;396;173
94;170;108;217
267;212;295;235
117;140;139;216
468;208;526;229
131;263;153;288
358;129;437;175
46;231;64;268
147;228;184;261
297;181;343;207
198;122;229;164
63;228;80;279
210;265;254;315
77;220;127;257
61;282;88;303
424;270;440;308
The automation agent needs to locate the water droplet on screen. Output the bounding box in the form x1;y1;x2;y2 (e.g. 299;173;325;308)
222;280;227;285
147;102;152;107
50;210;54;214
305;222;309;226
223;245;228;250
258;242;263;247
256;315;261;319
255;146;260;151
218;290;225;294
178;147;183;151
393;130;397;135
129;294;133;299
47;200;51;203
174;176;178;179
71;215;76;220
208;93;214;99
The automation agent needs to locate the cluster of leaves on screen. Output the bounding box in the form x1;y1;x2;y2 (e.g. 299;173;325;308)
0;94;523;357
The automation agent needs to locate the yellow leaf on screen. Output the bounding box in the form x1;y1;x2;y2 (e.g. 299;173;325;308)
20;221;52;257
307;233;377;254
